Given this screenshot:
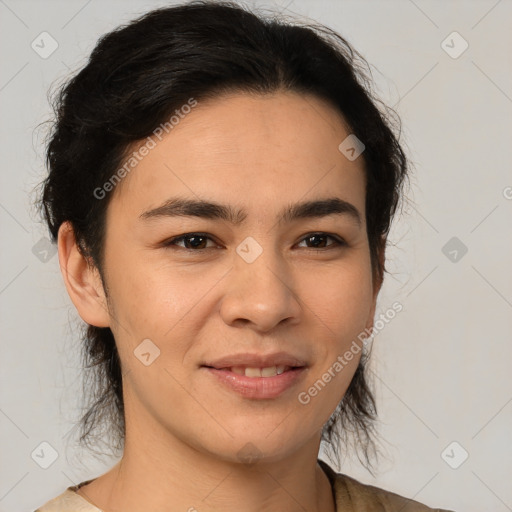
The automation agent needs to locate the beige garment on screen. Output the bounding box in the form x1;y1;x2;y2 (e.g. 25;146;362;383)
318;460;455;511
34;459;456;511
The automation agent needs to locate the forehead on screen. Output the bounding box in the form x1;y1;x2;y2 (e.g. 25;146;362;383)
108;91;366;224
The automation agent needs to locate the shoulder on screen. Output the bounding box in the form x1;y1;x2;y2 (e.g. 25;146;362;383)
33;481;102;512
319;459;456;512
336;472;456;511
35;466;457;512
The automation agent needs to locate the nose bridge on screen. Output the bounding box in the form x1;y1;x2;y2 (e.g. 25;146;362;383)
220;235;301;330
238;244;286;295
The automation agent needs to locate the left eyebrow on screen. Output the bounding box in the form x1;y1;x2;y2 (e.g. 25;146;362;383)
139;196;362;227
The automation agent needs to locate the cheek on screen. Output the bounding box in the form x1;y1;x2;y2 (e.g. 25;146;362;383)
105;247;182;319
104;253;224;367
300;257;374;337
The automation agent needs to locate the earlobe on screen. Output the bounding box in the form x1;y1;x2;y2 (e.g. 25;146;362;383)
57;221;110;328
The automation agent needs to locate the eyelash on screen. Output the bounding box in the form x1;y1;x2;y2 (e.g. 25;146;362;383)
162;232;347;251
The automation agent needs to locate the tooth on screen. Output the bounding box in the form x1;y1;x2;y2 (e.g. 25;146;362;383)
261;366;277;377
276;365;286;375
244;367;262;377
230;366;245;375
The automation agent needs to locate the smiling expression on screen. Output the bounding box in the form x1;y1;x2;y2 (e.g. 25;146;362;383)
85;90;380;463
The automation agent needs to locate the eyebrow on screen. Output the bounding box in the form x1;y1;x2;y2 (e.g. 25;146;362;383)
139;196;362;227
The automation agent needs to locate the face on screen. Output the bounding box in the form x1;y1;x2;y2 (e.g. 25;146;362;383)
74;91;380;464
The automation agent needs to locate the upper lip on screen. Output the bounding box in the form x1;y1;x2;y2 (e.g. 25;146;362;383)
202;352;308;369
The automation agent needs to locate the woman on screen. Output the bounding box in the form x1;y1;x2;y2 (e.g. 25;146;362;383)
34;1;455;510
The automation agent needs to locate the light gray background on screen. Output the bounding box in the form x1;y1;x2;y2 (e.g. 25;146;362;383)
1;0;511;511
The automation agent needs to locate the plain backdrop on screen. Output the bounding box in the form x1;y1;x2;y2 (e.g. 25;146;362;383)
1;1;511;511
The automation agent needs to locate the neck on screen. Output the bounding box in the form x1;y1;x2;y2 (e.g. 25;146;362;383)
77;417;336;512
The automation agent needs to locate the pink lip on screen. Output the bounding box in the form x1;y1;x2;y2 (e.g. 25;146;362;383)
202;351;307;369
202;366;307;399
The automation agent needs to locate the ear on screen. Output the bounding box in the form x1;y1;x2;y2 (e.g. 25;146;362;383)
364;235;386;334
57;221;110;327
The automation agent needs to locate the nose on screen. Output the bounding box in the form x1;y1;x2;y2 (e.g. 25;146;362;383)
219;244;302;333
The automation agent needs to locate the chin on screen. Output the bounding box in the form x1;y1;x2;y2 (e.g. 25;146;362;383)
197;426;311;466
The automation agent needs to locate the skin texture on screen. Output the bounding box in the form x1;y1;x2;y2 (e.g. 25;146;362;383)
58;91;382;512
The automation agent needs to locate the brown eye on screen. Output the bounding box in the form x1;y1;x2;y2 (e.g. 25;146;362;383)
297;233;346;249
164;233;217;250
162;232;346;251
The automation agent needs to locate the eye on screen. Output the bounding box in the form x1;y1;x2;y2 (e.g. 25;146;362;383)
161;232;346;251
296;233;346;249
163;233;218;250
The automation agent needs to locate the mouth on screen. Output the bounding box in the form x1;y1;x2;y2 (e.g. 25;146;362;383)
202;364;301;377
200;362;307;399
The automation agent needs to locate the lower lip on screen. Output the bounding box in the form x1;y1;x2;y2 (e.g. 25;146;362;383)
202;367;307;399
